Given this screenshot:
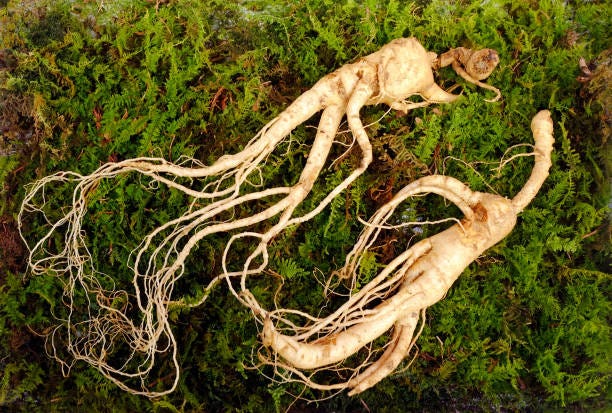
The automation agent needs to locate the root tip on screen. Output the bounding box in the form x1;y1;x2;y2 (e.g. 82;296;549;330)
532;110;553;131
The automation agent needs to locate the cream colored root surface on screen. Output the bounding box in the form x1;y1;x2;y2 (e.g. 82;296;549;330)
261;111;554;394
347;310;422;396
18;38;503;397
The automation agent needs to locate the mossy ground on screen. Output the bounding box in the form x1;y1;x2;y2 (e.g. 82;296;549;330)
0;0;610;411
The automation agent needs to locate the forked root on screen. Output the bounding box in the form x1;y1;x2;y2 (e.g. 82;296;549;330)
260;111;554;394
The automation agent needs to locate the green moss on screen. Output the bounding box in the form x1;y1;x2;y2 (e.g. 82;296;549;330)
0;0;610;411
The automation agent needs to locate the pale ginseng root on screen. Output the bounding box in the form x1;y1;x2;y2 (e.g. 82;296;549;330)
261;110;554;395
18;37;501;397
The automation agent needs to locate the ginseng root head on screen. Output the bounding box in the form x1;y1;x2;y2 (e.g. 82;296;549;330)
466;48;500;80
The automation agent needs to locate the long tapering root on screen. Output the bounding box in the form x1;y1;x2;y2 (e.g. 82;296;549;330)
259;111;554;395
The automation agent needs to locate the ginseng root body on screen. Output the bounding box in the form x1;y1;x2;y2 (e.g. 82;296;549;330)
262;110;554;395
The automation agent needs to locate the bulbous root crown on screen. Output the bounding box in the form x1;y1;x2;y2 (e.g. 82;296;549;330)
432;46;502;102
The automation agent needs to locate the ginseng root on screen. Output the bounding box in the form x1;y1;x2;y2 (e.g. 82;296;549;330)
18;38;501;396
261;110;554;395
